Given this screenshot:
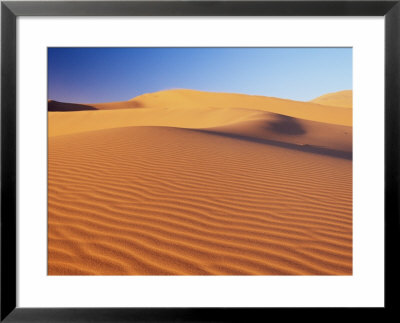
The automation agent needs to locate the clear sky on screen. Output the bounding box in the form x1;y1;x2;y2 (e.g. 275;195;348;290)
48;47;352;103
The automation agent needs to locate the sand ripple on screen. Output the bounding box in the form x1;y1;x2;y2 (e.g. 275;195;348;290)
48;126;352;275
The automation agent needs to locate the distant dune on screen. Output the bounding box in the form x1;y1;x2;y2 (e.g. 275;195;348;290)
49;89;352;137
48;89;352;275
49;89;352;126
48;100;97;112
310;90;352;108
48;99;143;111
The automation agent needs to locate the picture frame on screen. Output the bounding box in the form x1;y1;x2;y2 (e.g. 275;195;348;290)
1;0;399;321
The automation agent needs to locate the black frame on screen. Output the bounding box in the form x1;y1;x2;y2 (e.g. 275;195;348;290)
1;1;399;322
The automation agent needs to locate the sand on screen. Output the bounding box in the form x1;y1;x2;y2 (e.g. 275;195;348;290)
48;89;352;275
49;89;352;136
310;90;353;108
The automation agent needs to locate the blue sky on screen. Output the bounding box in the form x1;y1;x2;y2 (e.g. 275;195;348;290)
48;47;352;103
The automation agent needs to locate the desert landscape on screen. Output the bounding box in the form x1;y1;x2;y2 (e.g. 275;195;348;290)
48;88;352;275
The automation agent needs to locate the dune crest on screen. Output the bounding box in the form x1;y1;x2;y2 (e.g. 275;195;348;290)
49;89;352;126
310;90;352;108
48;89;353;138
128;89;352;126
48;99;143;111
48;100;97;112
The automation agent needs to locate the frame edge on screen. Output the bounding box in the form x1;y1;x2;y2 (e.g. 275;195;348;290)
1;0;399;321
384;0;400;313
1;1;17;322
2;1;399;17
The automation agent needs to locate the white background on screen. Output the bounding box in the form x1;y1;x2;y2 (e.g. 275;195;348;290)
17;17;384;307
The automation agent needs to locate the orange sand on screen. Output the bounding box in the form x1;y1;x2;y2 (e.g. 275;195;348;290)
310;90;352;108
48;89;352;275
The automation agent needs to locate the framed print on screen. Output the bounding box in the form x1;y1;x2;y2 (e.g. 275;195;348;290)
1;0;399;321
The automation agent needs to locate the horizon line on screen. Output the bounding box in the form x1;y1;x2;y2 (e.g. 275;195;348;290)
48;88;353;105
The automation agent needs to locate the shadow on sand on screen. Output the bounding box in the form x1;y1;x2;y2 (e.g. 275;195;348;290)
193;129;352;160
266;114;306;135
190;115;352;161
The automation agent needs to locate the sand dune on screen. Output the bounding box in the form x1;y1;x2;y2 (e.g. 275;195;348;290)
202;115;352;160
48;109;352;158
48;99;143;111
48;89;352;275
128;89;352;126
311;90;352;108
49;89;352;128
48;106;265;137
49;90;352;138
48;100;97;112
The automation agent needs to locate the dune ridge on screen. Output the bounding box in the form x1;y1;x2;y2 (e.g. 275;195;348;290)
48;89;353;275
49;89;352;138
48;99;144;111
48;109;352;160
49;89;352;126
310;90;352;108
